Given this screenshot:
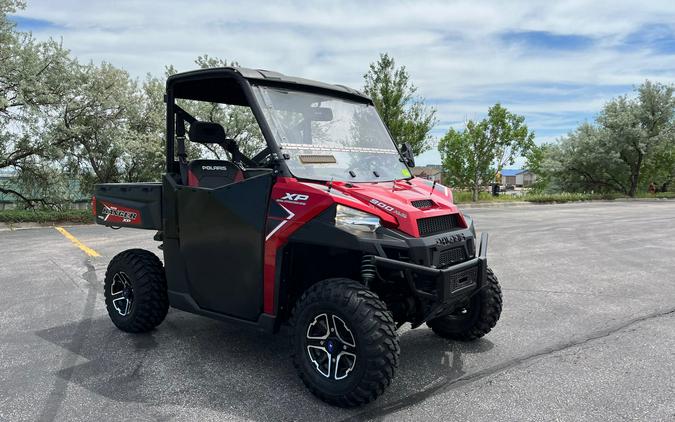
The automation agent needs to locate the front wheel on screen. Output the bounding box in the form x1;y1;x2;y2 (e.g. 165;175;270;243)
289;278;400;407
427;267;503;341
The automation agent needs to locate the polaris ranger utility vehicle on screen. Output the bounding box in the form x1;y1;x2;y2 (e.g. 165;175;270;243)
94;67;502;407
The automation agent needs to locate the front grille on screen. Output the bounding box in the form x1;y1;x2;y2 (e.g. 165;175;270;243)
438;247;466;267
411;199;434;209
417;214;460;236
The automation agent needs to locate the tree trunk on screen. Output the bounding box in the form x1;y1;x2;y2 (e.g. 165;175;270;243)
472;178;480;201
628;153;643;197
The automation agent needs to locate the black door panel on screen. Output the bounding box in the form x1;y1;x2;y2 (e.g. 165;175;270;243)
176;173;272;320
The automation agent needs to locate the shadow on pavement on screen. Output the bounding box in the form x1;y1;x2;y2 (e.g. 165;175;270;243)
34;312;494;420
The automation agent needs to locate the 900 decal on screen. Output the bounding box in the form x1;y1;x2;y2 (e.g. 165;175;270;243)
369;198;407;219
99;202;142;225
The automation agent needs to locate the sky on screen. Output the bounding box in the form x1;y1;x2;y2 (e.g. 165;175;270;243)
10;0;675;166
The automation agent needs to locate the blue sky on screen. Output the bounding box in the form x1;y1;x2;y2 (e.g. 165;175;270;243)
10;0;675;166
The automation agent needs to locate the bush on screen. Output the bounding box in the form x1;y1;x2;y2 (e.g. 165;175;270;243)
453;191;627;204
523;192;596;203
0;209;92;224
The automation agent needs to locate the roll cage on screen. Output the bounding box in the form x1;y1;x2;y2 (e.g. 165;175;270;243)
164;67;375;181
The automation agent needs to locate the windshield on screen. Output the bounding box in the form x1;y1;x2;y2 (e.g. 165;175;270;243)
253;86;411;183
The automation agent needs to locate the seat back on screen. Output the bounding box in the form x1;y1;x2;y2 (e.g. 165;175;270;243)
187;160;244;188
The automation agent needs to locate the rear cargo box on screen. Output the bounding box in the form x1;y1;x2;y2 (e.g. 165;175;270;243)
94;183;162;230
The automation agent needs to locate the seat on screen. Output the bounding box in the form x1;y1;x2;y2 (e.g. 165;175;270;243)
187;159;244;188
185;121;244;188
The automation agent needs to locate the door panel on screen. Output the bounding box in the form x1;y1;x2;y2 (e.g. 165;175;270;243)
176;173;272;320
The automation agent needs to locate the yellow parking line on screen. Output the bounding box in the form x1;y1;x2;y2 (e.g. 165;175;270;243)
54;226;101;257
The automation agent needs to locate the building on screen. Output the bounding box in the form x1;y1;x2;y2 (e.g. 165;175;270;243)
411;165;442;183
500;169;536;187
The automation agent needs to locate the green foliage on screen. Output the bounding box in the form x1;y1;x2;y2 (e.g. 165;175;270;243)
0;0;81;207
439;103;535;201
0;208;91;224
363;53;437;155
451;191;626;204
544;81;675;196
523;143;550;192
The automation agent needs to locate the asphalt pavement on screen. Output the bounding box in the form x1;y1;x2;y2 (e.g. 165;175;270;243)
1;201;674;421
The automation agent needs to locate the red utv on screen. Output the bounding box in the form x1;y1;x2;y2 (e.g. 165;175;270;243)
93;67;502;407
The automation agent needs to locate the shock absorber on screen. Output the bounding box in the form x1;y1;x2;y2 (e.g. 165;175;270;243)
361;255;377;287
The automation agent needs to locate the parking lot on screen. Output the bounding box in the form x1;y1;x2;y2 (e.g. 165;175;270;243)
1;201;674;421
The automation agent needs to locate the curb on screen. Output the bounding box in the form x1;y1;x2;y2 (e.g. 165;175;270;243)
0;221;93;232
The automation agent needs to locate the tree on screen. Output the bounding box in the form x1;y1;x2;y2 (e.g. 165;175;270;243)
438;103;535;201
523;143;551;192
57;62;161;194
599;81;675;196
0;0;80;207
542;81;675;196
542;123;631;194
363;53;437;155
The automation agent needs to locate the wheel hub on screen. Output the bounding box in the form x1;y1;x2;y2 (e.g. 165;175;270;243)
110;272;133;317
305;313;357;380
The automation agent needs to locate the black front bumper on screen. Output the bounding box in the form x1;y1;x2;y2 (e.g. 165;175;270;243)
368;233;489;324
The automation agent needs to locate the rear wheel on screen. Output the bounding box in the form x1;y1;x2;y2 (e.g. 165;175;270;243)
289;278;399;407
104;249;169;333
427;267;502;341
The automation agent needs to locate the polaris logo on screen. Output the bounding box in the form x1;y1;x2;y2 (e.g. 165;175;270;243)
369;199;407;219
436;233;465;245
202;165;228;171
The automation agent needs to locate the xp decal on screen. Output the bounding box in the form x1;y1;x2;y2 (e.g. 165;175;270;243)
279;192;310;205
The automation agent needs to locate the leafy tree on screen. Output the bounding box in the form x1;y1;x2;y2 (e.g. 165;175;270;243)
363;53;437;155
600;81;674;196
57;62;164;194
543;81;675;196
0;0;80;207
523;143;551;192
438;103;535;201
542;123;631;194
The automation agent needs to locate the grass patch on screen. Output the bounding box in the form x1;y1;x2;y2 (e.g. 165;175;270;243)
524;192;599;203
0;209;92;224
453;191;524;203
636;191;675;199
453;191;625;204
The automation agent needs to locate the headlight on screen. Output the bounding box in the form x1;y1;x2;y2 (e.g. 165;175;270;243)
335;205;380;233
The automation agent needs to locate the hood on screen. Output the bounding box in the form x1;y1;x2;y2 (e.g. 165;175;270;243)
301;178;466;238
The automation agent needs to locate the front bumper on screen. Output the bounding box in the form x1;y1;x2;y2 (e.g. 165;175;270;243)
367;233;489;325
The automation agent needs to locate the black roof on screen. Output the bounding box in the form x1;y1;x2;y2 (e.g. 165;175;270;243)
167;67;371;104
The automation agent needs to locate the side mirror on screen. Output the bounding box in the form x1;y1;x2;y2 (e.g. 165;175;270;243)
400;142;415;168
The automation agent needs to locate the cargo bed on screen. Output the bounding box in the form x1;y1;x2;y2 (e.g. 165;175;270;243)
93;183;162;230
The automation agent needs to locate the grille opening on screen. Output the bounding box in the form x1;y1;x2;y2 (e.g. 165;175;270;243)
438;247;466;268
417;214;461;236
411;199;434;209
